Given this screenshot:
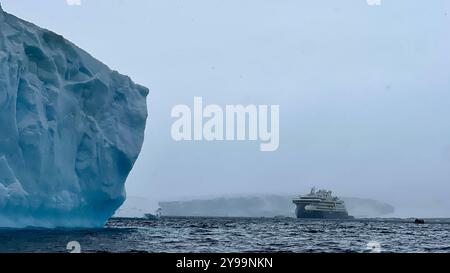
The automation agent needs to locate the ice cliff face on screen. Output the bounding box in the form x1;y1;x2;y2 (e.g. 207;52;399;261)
0;5;148;228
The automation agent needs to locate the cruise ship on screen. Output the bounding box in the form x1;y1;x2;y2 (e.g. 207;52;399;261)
293;188;354;219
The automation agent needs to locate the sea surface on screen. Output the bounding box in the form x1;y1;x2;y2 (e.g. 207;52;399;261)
0;217;449;253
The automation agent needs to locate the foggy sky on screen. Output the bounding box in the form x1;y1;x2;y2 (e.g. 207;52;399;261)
2;0;450;217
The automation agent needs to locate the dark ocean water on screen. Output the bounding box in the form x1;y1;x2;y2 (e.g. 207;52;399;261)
0;217;449;253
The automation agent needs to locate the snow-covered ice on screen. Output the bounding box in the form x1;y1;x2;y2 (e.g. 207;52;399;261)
0;5;148;228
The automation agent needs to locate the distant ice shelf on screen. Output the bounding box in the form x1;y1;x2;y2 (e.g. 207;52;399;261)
0;5;148;228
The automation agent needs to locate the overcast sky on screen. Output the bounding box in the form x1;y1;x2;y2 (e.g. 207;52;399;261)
2;0;450;217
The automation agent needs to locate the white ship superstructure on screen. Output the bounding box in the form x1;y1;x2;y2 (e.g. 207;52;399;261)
293;188;353;219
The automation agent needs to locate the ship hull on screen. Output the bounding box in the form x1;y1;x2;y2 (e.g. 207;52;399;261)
295;205;354;219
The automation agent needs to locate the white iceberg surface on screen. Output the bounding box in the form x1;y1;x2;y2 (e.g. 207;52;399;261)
0;5;148;228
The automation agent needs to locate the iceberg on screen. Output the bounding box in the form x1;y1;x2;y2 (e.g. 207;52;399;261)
0;4;148;228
